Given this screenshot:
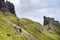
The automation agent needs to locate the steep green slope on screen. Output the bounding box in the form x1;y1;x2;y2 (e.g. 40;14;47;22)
46;24;60;35
0;11;60;40
43;25;60;40
19;18;60;40
0;11;27;40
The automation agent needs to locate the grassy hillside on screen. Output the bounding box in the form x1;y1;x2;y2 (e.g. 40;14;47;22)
0;11;27;40
19;18;60;40
0;11;60;40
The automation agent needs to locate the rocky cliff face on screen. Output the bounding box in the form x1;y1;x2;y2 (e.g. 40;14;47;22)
43;16;60;26
43;16;60;35
0;0;16;15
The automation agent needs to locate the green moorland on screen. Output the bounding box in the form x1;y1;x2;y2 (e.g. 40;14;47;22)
0;11;60;40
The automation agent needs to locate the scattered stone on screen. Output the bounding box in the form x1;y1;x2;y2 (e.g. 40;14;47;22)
7;34;11;36
17;27;22;33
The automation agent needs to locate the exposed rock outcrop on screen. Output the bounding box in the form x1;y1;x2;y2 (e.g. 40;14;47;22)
43;16;60;26
0;0;16;15
0;0;6;11
43;16;60;35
